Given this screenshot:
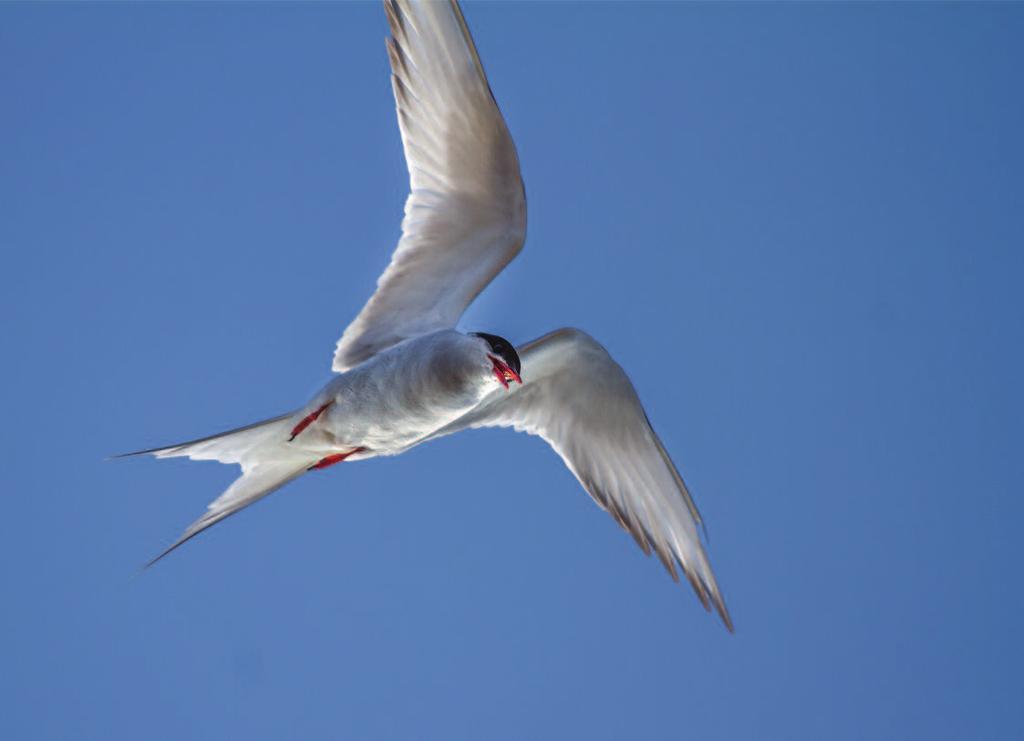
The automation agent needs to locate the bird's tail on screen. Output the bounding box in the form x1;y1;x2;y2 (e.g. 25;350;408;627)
117;412;320;565
115;411;298;466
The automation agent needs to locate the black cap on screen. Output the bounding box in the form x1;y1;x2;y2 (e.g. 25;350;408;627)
471;332;521;376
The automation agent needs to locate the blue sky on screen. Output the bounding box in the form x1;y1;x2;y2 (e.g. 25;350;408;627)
2;2;1022;739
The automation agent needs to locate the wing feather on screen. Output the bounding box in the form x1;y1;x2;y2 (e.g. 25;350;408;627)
430;328;733;631
333;0;526;371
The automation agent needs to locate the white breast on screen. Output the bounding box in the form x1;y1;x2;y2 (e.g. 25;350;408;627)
312;330;492;455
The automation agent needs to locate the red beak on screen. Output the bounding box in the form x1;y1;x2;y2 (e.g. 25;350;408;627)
488;354;522;389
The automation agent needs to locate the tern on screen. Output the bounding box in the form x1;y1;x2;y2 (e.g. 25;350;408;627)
122;0;732;631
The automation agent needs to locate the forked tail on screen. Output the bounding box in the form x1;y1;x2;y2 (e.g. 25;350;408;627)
117;412;319;565
115;412;297;466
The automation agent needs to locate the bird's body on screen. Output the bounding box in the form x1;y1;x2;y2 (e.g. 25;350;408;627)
295;330;499;459
122;0;734;631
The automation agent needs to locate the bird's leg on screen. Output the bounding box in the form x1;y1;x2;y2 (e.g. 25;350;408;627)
289;401;333;441
308;447;366;471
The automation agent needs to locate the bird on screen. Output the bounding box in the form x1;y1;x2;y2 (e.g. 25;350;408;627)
120;0;733;632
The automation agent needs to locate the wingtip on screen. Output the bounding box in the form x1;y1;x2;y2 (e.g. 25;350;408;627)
710;588;735;633
718;603;735;634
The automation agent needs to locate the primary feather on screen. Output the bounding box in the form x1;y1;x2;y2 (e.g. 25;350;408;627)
430;329;733;631
332;0;526;372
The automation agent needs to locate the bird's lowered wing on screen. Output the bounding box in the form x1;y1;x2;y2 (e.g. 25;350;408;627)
333;0;526;372
429;328;733;631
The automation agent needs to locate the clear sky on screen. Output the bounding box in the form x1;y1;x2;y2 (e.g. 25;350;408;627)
2;2;1022;739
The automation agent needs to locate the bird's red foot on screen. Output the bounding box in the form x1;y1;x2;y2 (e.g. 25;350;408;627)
308;447;366;471
289;401;333;441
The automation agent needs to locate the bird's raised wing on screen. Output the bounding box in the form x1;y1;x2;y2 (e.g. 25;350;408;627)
333;0;526;372
430;328;733;631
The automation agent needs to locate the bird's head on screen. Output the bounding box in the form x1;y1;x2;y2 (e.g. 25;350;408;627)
471;332;522;390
